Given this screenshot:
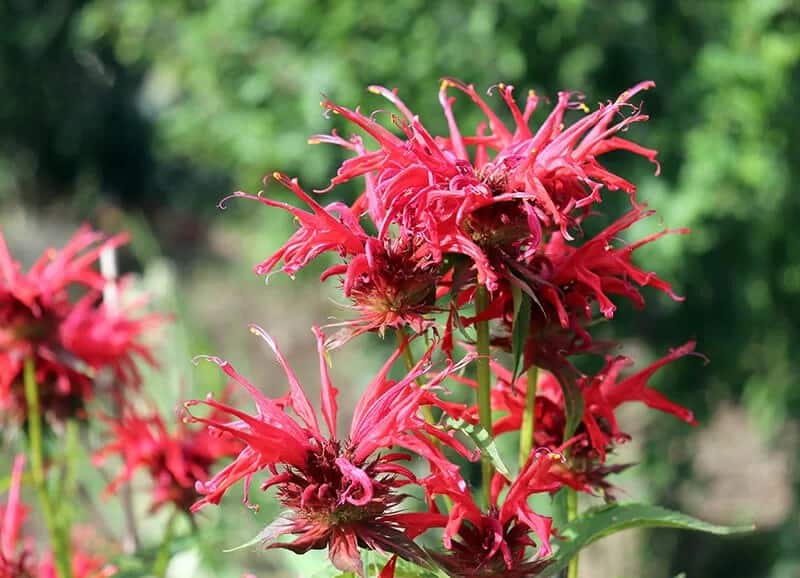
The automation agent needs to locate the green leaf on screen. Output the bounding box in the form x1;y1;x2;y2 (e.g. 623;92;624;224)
223;513;294;552
392;558;450;578
442;416;510;478
510;285;532;384
554;370;584;438
540;503;755;577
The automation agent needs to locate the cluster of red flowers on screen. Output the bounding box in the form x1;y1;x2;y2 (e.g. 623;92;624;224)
182;79;699;577
0;78;700;578
0;227;159;423
0;227;237;576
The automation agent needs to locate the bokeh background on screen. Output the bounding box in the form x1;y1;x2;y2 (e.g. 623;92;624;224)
1;1;798;577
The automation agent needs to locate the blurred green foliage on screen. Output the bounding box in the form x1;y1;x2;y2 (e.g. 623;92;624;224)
1;0;798;576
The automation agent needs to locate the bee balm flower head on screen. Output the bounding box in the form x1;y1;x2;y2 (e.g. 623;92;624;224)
182;326;475;576
0;226;160;423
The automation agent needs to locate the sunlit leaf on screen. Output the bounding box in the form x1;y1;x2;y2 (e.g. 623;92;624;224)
442;416;510;477
540;503;755;577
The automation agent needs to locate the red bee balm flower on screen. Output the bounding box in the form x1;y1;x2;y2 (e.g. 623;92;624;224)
225;174;442;347
312;80;658;292
0;226;160;422
491;342;698;495
93;406;242;512
183;326;474;576
481;206;687;373
419;451;562;577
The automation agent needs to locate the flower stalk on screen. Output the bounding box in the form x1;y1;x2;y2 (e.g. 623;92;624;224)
566;487;580;578
395;327;454;515
153;510;179;578
518;364;539;469
395;328;436;426
23;358;74;578
474;285;493;507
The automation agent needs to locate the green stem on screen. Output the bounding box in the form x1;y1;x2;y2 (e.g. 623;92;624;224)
395;327;453;513
474;285;493;507
63;419;80;498
566;488;579;578
395;328;436;426
518;364;539;469
24;359;73;578
153;510;179;578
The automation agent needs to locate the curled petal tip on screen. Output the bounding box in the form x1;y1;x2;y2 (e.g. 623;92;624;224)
248;323;278;351
191;354;226;367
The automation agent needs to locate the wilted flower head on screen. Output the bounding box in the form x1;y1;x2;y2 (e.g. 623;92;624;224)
93;404;241;513
182;326;475;576
0;226;161;423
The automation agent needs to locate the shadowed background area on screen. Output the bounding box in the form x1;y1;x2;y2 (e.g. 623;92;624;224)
1;1;798;576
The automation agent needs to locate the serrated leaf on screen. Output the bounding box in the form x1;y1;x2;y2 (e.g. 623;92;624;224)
540;503;755;577
442;417;510;477
510;286;532;384
223;514;294;552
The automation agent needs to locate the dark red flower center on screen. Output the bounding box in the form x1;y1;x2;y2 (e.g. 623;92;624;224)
276;439;395;527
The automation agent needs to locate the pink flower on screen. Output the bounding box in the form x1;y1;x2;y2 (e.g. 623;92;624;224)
182;326;474;576
227;173;443;347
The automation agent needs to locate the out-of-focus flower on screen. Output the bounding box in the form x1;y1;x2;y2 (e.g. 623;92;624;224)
38;551;117;578
93;404;241;513
490;342;698;496
419;450;562;577
1;455;31;577
1;455;116;578
0;226;161;422
182;326;475;576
